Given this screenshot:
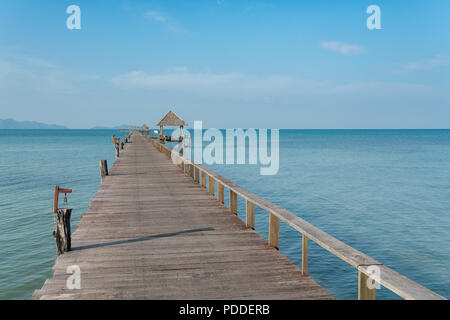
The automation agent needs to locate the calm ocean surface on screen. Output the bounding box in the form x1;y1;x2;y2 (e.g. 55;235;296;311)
0;129;449;299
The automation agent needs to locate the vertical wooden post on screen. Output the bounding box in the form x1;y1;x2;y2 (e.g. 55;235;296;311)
53;209;72;255
358;270;376;300
268;213;280;249
195;167;199;183
302;234;308;276
218;183;224;204
190;164;195;179
230;190;237;214
99;159;108;183
201;171;207;188
246;200;255;229
208;176;215;195
115;144;120;158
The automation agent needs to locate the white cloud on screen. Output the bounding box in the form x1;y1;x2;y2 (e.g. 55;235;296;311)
111;69;428;100
167;66;189;73
0;56;75;94
330;81;428;95
320;41;365;55
404;54;450;71
144;10;186;33
378;54;450;74
145;11;166;23
112;70;245;88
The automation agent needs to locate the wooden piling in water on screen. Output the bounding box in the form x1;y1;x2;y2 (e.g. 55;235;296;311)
99;159;108;183
53;209;72;256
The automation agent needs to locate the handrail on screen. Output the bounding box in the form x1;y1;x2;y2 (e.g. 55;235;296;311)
142;133;446;300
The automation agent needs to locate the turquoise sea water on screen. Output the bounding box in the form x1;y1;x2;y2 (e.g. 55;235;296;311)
0;129;449;299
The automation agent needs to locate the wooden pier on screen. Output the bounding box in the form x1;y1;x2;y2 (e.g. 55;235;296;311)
33;133;332;299
34;131;446;300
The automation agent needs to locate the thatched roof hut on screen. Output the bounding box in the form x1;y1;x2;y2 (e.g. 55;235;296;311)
156;111;187;142
156;111;187;127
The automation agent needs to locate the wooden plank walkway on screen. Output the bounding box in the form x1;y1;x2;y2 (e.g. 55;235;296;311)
34;133;332;300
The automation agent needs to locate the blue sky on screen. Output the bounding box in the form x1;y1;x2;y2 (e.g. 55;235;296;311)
0;0;449;128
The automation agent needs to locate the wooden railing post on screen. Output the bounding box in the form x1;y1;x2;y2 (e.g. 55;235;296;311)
99;159;108;184
201;171;207;188
218;182;224;204
230;190;237;214
268;213;280;249
246;200;255;229
302;234;308;276
115;143;120;158
195;167;199;183
358;270;376;300
208;176;215;195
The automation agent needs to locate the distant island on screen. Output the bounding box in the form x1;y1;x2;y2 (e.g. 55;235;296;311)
0;118;135;130
0;118;67;129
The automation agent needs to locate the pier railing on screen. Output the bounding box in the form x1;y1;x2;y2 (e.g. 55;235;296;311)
142;133;445;300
